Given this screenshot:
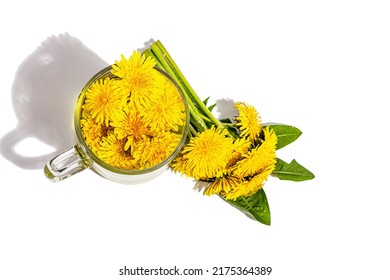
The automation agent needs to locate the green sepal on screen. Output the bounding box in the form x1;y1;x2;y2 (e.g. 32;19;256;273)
272;158;315;181
222;188;271;225
267;124;302;150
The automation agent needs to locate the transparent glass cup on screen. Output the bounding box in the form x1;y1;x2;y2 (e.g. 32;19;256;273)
44;65;189;184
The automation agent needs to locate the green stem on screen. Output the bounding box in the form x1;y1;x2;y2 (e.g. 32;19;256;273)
143;49;163;69
189;124;198;137
150;41;223;129
188;103;208;131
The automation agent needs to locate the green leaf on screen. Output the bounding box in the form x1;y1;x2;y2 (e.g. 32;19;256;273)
219;118;233;124
208;103;217;112
203;96;210;106
267;124;302;149
223;188;271;225
273;158;315;181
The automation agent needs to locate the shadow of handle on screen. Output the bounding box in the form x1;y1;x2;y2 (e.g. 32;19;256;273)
0;126;59;170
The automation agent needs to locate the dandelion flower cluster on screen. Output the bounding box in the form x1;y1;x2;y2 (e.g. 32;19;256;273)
172;103;277;201
80;51;186;170
144;41;314;225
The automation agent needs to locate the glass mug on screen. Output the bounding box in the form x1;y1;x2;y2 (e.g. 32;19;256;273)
44;65;189;184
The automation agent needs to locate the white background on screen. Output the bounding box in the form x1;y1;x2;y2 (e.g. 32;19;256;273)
1;1;389;279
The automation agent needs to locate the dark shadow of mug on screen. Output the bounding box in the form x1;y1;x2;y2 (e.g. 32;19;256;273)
0;33;107;169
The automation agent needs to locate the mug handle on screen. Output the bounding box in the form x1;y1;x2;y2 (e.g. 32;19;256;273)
44;144;89;182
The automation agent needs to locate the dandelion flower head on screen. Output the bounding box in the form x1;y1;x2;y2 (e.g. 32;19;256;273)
225;169;273;200
235;102;262;141
132;132;182;169
172;127;234;180
97;132;135;170
80;112;109;154
83;77;126;126
139;76;185;132
204;176;241;197
233;126;277;178
111;51;159;106
110;107;152;152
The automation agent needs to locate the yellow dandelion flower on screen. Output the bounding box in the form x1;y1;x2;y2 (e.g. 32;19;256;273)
80;112;109;154
220;129;277;200
170;152;187;174
139;76;185;132
111;51;159;106
204;176;241;196
235;102;262;141
97;132;135;170
110;107;152;152
233;127;277;179
232;137;252;155
83;77;126;126
226;137;252;168
132;132;181;169
174;126;234;180
225;167;273;200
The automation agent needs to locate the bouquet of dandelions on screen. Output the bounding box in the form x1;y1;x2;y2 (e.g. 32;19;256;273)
80;40;314;225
